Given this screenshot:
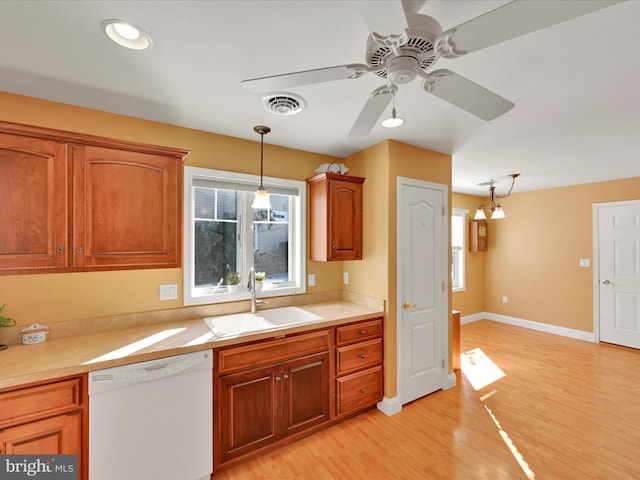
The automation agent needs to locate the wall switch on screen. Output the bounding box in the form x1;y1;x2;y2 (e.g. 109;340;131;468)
308;274;316;287
502;296;508;304
160;283;178;301
579;258;591;267
343;272;349;285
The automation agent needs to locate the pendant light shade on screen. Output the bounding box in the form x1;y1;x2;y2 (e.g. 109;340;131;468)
473;174;519;220
251;125;272;209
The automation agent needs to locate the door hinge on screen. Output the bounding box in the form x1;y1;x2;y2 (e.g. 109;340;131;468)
442;358;445;368
442;282;445;292
442;205;445;215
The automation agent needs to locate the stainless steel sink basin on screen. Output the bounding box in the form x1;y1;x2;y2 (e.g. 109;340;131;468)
204;306;324;338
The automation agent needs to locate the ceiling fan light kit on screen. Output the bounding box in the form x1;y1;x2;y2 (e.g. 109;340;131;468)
241;0;622;138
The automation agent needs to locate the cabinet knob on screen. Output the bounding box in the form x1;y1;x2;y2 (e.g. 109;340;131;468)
359;330;366;335
76;246;83;253
360;354;366;359
360;388;366;394
56;246;64;253
283;374;289;380
275;376;281;382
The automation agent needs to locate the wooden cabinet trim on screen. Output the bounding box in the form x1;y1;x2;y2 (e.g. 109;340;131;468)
336;318;383;346
336;365;383;416
217;330;330;375
0;378;82;428
336;338;383;376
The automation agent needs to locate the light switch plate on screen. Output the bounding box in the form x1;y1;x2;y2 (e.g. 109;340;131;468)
308;274;316;287
343;272;349;284
579;258;591;268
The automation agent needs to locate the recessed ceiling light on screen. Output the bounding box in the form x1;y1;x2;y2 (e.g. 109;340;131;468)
101;19;152;50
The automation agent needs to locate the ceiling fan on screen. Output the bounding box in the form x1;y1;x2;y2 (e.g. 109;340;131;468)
242;0;621;138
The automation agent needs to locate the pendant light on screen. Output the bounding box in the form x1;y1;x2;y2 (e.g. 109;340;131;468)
473;174;519;220
251;125;272;209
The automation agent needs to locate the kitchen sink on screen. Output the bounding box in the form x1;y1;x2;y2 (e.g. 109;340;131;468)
257;306;323;326
204;306;324;338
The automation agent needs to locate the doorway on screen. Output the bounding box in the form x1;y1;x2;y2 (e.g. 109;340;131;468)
594;200;640;349
397;177;448;405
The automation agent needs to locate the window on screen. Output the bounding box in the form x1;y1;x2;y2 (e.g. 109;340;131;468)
452;208;468;292
183;166;306;305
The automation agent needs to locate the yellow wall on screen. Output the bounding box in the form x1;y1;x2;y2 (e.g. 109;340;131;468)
1;92;454;402
346;140;452;398
451;192;486;316
0;92;341;324
453;177;640;333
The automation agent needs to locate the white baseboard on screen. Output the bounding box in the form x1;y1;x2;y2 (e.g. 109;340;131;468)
377;396;402;417
462;312;596;343
444;372;456;390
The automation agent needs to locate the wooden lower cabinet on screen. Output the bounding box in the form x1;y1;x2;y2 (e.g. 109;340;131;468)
215;330;332;470
217;352;330;465
0;375;87;478
214;318;384;473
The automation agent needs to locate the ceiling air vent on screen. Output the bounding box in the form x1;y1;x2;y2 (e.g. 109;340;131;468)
262;92;306;116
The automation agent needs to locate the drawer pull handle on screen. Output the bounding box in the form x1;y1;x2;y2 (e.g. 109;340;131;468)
360;354;366;359
359;330;366;335
275;376;281;382
283;374;289;380
360;388;366;394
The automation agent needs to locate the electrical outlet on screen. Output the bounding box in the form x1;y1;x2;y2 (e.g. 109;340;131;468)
502;296;508;304
308;274;316;287
343;272;349;285
160;284;178;301
579;258;591;267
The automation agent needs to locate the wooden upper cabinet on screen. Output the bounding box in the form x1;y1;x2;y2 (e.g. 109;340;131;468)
0;120;188;274
72;145;180;268
0;133;69;271
307;173;364;261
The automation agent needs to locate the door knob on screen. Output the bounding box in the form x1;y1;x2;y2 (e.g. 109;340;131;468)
403;301;416;310
602;280;611;285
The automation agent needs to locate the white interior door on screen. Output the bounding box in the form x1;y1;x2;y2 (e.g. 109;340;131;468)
596;200;640;349
397;177;447;405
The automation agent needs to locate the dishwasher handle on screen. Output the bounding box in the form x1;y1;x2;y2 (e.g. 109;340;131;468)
90;350;212;392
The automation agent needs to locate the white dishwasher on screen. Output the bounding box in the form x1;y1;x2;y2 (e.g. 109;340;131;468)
89;349;213;480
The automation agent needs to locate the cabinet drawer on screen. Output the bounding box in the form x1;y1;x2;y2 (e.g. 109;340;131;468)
0;378;82;428
336;338;382;376
336;365;382;416
336;318;382;346
218;329;330;375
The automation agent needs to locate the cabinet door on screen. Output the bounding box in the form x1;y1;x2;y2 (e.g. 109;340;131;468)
329;178;363;261
72;145;180;268
280;352;330;438
0;412;81;456
0;133;68;272
217;364;277;464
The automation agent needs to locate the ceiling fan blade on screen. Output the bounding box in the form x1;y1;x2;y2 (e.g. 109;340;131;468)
436;0;623;59
348;84;397;139
241;64;369;93
421;69;514;121
356;0;409;38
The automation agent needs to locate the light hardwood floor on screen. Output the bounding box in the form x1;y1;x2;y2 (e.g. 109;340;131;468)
214;320;640;479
